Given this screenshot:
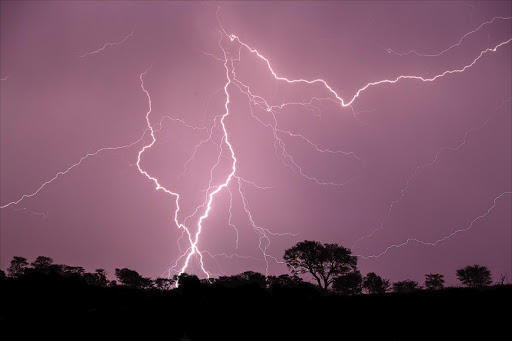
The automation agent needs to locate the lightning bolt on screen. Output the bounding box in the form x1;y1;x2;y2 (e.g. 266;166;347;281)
227;32;511;108
79;25;136;58
13;207;49;219
386;16;512;57
212;12;511;264
2;8;510;282
352;97;512;251
0;130;149;209
0;111;182;211
132;40;239;281
355;191;512;259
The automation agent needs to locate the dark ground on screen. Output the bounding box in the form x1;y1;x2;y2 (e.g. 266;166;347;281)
1;275;510;340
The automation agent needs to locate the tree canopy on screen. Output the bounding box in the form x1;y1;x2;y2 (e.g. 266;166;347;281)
456;264;492;288
362;272;391;294
332;270;363;295
283;240;358;290
425;274;445;290
392;279;420;294
7;256;29;278
214;271;267;288
2;254;498;296
115;268;153;289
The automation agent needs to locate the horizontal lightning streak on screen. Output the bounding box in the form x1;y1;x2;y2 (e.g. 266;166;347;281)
13;207;49;219
0;130;149;209
0;109;180;210
228;33;511;108
387;16;512;57
79;25;136;58
352;97;512;250
356;191;512;259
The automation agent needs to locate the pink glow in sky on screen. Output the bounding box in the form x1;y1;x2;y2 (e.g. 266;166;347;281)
1;1;511;286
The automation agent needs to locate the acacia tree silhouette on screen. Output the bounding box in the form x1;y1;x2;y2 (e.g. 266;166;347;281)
456;264;492;288
283;240;358;290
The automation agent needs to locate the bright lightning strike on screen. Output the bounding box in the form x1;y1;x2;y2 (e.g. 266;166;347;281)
2;7;510;282
227;32;511;108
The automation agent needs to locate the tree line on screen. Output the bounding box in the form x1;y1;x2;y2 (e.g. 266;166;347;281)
2;240;505;294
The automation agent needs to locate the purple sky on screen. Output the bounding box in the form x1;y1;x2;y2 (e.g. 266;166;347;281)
1;1;511;286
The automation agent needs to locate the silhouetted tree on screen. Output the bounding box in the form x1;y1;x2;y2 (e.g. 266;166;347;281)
216;271;266;289
0;269;6;279
115;268;153;289
29;256;65;276
332;270;363;295
175;273;202;295
266;274;304;289
238;271;266;288
425;274;445;290
456;264;492;288
393;279;420;294
174;273;200;286
362;272;391;294
84;269;108;287
62;266;86;277
283;240;358;290
30;256;54;273
7;256;29;278
154;277;175;290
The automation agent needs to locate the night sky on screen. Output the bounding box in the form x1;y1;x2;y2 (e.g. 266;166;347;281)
1;1;511;286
